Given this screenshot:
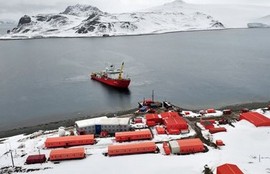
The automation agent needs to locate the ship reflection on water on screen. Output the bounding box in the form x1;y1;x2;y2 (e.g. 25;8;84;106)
96;82;131;108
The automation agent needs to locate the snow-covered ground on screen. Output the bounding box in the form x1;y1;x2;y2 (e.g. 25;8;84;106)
1;0;270;39
1;109;270;174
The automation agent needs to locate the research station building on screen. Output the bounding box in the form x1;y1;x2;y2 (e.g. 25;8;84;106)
75;116;131;135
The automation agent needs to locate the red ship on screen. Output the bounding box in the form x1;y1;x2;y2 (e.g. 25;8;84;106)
91;62;131;89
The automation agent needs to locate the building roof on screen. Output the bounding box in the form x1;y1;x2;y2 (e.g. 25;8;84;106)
45;135;94;144
108;142;156;151
240;112;270;127
50;147;85;156
217;163;244;174
75;117;130;128
115;129;151;137
177;138;204;147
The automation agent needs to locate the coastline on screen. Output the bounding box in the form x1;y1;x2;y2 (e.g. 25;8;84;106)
0;101;269;139
0;27;254;41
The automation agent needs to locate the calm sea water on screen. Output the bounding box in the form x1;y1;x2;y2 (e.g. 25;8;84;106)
0;28;270;130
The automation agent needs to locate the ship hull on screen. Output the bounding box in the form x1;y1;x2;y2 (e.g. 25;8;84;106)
91;75;130;89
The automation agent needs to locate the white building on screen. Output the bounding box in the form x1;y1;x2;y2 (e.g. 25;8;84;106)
75;116;131;135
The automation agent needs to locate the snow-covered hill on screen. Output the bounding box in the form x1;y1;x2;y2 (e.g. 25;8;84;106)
1;1;223;39
1;0;270;39
248;15;270;28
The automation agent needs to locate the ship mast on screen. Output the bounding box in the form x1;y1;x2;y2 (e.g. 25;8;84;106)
118;62;124;80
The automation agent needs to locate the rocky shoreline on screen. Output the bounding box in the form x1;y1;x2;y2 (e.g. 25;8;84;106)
0;101;269;139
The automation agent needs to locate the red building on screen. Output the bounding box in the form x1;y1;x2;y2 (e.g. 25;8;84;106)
240;112;270;127
145;113;162;126
217;163;244;174
115;129;152;142
45;135;95;148
25;154;46;164
50;147;85;161
176;138;205;154
108;142;157;156
162;112;188;134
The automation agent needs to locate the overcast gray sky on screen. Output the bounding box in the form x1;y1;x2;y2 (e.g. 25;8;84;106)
1;0;270;21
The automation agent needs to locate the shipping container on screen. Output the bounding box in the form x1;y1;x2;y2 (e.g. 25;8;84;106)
209;127;227;134
207;109;216;113
45;135;95;148
134;118;143;124
25;154;46;164
49;147;85;161
222;109;232;115
115;129;152;142
177;138;204;154
217;163;244;174
108;142;157;156
156;126;166;134
216;140;224;146
163;142;171;155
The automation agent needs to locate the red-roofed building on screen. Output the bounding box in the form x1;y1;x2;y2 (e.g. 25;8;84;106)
217;163;244;174
240;112;270;127
145;114;162;126
161;112;188;134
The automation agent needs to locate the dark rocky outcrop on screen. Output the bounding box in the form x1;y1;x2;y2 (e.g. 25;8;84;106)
18;15;31;26
60;4;103;17
211;21;224;28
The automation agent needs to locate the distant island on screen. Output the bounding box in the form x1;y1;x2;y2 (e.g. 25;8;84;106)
1;0;270;39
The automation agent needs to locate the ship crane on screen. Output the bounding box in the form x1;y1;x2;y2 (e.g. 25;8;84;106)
118;62;124;80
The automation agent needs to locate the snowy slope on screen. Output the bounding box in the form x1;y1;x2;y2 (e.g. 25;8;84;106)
0;1;224;39
1;0;270;39
1;109;270;174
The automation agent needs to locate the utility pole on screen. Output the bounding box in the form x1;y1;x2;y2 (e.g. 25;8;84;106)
9;143;15;168
9;150;15;168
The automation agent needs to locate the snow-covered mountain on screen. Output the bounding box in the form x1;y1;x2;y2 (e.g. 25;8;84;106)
1;0;270;39
248;15;270;28
1;1;224;39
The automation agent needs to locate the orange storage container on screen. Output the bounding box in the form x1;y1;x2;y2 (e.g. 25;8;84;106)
222;109;232;115
108;142;157;156
207;109;216;113
115;129;152;142
45;135;95;148
209;127;227;134
177;138;204;154
216;140;224;146
163;142;171;155
156;126;166;134
49;147;85;161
